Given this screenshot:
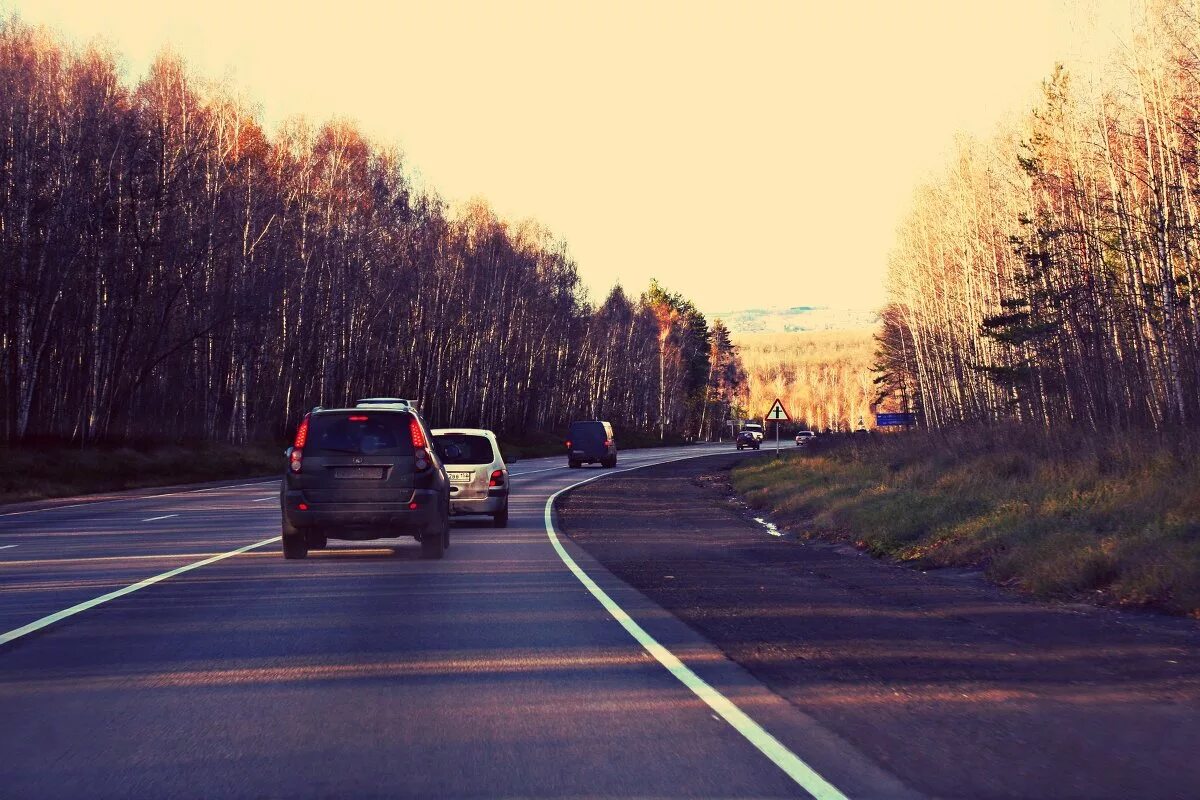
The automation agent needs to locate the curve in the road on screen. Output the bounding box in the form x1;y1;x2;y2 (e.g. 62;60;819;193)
544;454;848;800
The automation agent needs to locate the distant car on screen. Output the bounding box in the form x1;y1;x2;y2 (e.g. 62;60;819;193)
280;404;450;560
432;428;509;527
740;422;764;442
566;420;617;468
736;430;760;450
795;430;816;446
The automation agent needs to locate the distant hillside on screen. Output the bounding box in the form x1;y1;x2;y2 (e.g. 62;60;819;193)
709;306;878;334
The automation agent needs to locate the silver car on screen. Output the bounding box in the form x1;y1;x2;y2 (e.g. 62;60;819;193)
431;428;510;528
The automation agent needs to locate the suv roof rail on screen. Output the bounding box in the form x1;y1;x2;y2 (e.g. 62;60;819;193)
355;397;413;409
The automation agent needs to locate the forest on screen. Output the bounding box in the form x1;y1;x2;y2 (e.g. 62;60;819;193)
877;1;1200;431
735;330;876;432
0;18;744;445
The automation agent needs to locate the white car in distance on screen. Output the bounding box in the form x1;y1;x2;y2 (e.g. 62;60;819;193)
795;430;816;446
431;428;510;528
740;421;764;442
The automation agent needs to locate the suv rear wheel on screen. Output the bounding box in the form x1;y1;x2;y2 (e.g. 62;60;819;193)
283;535;308;559
493;503;509;528
422;514;447;559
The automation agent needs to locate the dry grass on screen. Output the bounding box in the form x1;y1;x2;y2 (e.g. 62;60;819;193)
0;443;284;504
732;426;1200;617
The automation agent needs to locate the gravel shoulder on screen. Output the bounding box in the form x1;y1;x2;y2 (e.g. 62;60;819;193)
557;452;1200;800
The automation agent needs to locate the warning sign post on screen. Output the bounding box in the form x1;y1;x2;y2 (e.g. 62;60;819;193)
765;398;789;456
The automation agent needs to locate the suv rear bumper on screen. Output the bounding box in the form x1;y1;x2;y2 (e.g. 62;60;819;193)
282;488;442;537
449;492;506;515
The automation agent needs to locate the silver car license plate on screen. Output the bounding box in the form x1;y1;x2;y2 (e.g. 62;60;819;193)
448;471;473;483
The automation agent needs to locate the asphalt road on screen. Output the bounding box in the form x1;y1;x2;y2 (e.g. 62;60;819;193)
560;454;1200;800
0;445;908;799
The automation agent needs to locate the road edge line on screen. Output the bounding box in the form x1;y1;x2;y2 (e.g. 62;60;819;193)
543;453;849;800
0;536;280;648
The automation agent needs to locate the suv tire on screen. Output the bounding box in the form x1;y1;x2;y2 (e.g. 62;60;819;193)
568;460;581;469
422;516;447;559
283;535;308;559
493;504;509;528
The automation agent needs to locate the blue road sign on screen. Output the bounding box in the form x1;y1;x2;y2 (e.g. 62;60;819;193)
875;412;916;427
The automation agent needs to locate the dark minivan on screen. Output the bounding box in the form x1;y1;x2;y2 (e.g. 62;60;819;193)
280;403;450;559
566;420;617;468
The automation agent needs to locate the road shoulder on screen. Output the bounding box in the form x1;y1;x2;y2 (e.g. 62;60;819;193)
556;452;1200;800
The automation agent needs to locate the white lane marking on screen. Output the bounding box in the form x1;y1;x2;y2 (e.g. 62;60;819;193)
508;465;564;477
252;497;274;502
0;480;280;519
543;453;847;800
141;514;178;522
0;536;280;648
0;544;16;550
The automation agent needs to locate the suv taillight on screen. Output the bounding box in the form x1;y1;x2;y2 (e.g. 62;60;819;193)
565;440;572;449
290;413;310;473
410;417;432;472
489;469;505;488
603;438;613;447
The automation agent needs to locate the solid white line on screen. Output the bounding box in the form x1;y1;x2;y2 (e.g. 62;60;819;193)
141;514;178;522
0;536;280;648
0;544;16;550
543;452;847;800
0;480;280;518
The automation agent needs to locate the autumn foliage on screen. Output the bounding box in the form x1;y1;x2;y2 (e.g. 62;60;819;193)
0;19;735;444
878;2;1200;431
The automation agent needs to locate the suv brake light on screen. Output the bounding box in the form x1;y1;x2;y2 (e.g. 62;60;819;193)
489;469;505;487
410;417;432;472
293;413;310;448
565;440;572;449
603;438;613;447
290;413;310;473
409;417;427;448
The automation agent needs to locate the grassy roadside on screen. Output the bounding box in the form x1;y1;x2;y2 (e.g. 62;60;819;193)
0;443;285;505
732;428;1200;617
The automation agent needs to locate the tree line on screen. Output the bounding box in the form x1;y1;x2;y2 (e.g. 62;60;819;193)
877;1;1200;431
737;330;876;433
0;18;744;444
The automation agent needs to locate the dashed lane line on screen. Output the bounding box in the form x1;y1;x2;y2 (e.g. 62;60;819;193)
543;452;848;800
141;514;178;522
0;536;280;648
0;480;280;519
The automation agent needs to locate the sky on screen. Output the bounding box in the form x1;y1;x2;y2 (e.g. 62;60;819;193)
6;0;1135;315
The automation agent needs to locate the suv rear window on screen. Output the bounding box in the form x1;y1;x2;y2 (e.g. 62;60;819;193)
569;421;610;444
305;412;415;456
434;434;495;465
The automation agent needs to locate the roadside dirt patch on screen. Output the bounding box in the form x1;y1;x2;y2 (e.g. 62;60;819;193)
557;453;1200;800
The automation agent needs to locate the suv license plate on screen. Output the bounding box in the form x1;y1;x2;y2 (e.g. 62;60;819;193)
333;467;384;480
448;471;473;483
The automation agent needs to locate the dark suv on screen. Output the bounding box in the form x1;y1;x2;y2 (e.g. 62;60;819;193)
280;402;450;559
566;420;617;468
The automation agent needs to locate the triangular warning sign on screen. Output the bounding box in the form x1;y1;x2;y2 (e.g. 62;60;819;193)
766;398;790;421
